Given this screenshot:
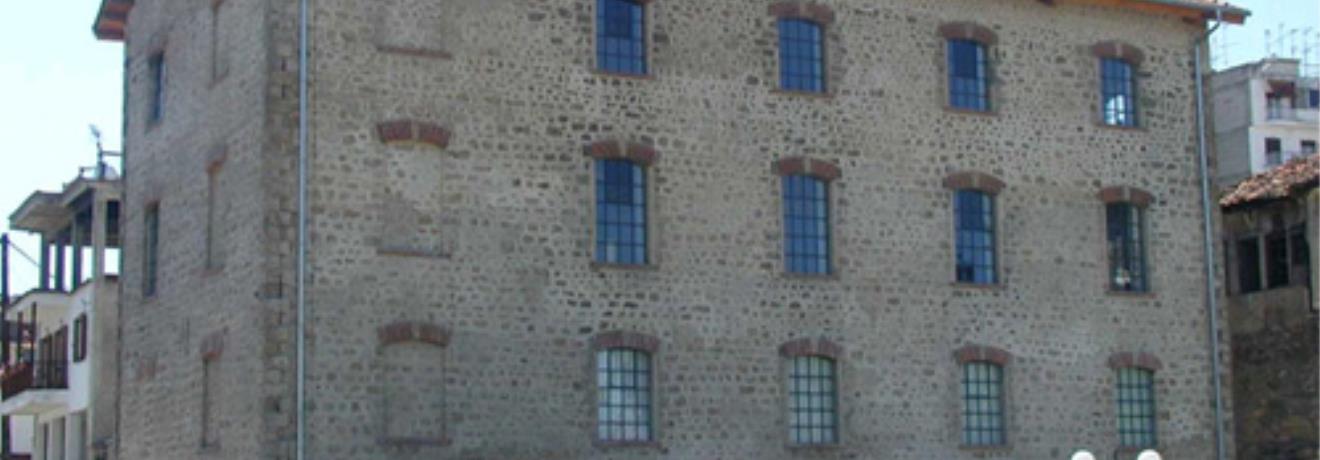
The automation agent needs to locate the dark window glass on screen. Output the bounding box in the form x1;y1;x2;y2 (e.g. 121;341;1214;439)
1116;368;1157;448
1267;232;1290;289
1101;58;1137;127
955;190;996;284
148;53;166;123
143;205;160;297
789;356;837;445
948;39;989;111
962;361;1005;446
783;175;830;274
596;0;646;75
1237;238;1261;294
595;159;647;265
596;348;652;442
1106;203;1147;292
778;19;825;92
72;315;87;363
1310;89;1320;108
1302;140;1316;155
1291;226;1311;285
1266;93;1288;119
1266;138;1283;165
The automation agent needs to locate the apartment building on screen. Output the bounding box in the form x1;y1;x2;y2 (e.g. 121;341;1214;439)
1212;58;1320;186
0;165;122;460
92;0;1246;458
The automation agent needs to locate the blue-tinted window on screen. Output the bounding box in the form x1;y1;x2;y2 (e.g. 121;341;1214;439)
596;348;652;442
1117;368;1157;448
948;39;989;111
596;0;646;75
1107;203;1147;292
1101;58;1137;126
596;159;647;265
962;362;1005;446
783;175;830;274
148;53;166;123
956;190;996;284
1310;89;1319;108
778;19;825;92
788;356;837;445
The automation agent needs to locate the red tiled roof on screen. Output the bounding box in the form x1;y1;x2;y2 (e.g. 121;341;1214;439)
1220;154;1319;208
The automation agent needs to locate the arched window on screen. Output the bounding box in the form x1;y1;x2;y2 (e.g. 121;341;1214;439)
961;361;1005;446
595;159;648;265
1116;367;1157;448
596;347;653;443
955;190;996;284
778;19;825;92
596;0;647;75
788;355;837;445
948;39;989;111
1106;202;1147;292
1101;58;1137;126
782;174;831;274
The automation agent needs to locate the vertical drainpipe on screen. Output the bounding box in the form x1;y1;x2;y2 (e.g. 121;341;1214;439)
296;0;310;458
1194;10;1227;460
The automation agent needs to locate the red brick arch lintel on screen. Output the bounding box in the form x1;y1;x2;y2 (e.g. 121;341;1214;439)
953;343;1013;366
768;2;835;25
1107;351;1163;372
377;321;451;348
779;337;843;360
376;119;452;149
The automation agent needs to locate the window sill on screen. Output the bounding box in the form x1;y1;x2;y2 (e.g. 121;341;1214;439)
786;442;842;451
377;436;452;448
959;443;1011;452
594;440;662;450
376;246;451;260
950;282;1005;291
591;261;659;272
1095;122;1147;132
943;106;997;117
781;272;839;281
771;89;834;100
591;69;654;81
1106;289;1155;299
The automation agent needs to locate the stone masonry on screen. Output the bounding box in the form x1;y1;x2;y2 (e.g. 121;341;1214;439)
109;0;1235;458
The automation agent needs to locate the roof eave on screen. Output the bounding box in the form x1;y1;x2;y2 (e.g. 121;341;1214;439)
92;0;134;42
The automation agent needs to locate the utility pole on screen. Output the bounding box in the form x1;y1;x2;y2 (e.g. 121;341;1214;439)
1;232;11;460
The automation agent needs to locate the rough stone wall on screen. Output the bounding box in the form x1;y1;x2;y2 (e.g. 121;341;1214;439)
1228;286;1318;460
114;0;296;459
297;0;1227;459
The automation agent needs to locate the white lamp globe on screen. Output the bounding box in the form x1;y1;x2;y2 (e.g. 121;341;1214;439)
1070;451;1097;460
1136;450;1163;460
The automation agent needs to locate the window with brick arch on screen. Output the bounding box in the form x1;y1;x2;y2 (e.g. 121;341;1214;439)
778;19;825;92
596;348;653;443
1116;367;1157;448
783;174;831;275
595;159;648;265
788;355;838;445
1100;58;1137;127
961;361;1005;446
1106;202;1147;292
948;39;990;111
955;189;996;284
596;0;646;75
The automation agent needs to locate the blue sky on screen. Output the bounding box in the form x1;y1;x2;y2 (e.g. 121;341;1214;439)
0;0;1315;294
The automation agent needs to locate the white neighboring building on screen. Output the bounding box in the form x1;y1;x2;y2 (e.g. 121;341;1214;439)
1212;58;1320;186
1;169;121;460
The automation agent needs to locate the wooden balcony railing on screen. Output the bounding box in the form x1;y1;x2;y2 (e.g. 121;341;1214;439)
1;361;68;400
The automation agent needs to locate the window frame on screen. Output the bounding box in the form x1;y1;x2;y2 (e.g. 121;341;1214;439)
781;174;833;276
786;355;839;446
1099;57;1138;127
946;38;991;112
72;314;88;363
595;347;655;445
592;158;651;267
1265;137;1283;166
147;52;166;124
961;361;1006;447
776;18;827;93
1105;201;1149;293
595;0;648;76
953;189;998;285
1235;236;1263;294
1116;367;1158;449
143;203;161;297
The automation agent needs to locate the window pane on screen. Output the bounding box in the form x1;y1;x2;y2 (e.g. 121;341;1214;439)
783;175;831;274
778;19;825;92
596;348;653;442
788;356;837;445
597;0;646;75
1117;368;1157;448
955;190;996;284
596;159;647;265
962;362;1005;446
1237;238;1262;293
1266;232;1290;289
948;40;989;111
1106;203;1147;292
1101;58;1137;127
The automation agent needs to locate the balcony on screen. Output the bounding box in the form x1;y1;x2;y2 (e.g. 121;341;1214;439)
0;362;69;416
1264;107;1320;124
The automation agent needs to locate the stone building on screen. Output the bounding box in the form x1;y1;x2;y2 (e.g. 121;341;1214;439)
1220;154;1318;460
91;0;1248;458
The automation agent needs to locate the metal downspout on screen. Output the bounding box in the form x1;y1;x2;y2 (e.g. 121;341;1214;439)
296;0;310;458
1194;10;1227;460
